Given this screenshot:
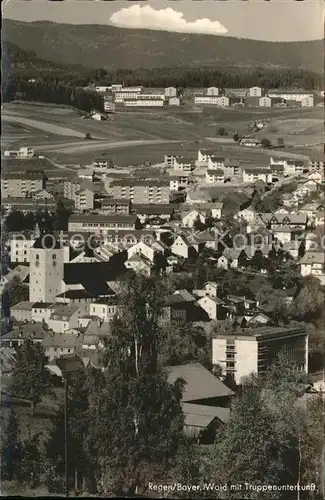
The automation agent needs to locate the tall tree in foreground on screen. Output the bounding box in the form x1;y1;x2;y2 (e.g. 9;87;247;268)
12;339;52;414
86;274;185;495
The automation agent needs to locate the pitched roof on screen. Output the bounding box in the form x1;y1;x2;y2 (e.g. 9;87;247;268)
182;403;230;428
167;362;234;401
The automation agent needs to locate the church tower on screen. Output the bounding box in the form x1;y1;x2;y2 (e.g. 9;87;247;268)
29;214;64;303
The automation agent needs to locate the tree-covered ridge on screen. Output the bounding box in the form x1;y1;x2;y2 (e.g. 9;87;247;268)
3;20;323;72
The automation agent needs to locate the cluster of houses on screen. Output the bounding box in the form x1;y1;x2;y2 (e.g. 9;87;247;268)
94;84;323;109
1;142;324;435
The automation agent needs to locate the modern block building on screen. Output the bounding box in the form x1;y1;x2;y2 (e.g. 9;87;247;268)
212;325;308;385
108;179;170;204
2;170;46;198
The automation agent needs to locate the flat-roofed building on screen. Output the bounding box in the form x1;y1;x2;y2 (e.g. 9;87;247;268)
68;214;140;233
108;179;170;204
212;325;308;385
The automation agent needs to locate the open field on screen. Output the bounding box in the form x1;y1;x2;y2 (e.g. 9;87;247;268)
2;102;322;166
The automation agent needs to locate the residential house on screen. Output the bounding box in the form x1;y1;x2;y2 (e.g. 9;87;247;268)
235;207;256;223
124;253;153;276
170;235;197;260
182;209;207;228
197;295;225;320
212;325;308;385
174;157;195;172
300;252;325;284
205;170;224;184
10;301;34;323
47;304;83;333
89;299;117;322
161;290;197;324
186;189;213;204
217;248;241;270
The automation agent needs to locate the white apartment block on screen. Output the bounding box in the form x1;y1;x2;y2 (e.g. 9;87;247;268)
212;326;308;385
205;170;225;184
206;87;219;96
165;87;177;97
268;92;313;102
259;97;272;107
75;188;94;211
123;99;164;107
2;171;45;198
3;147;35;158
197;150;216;165
108;180;170;204
174;157;195;172
249;86;263;97
10;236;35;264
207;157;225;170
194;96;229;106
169;172;191;191
242;168;273;184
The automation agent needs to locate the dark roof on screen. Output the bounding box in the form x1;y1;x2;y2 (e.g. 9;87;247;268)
131;204;174;215
69;214;138;224
207;169;224;175
3;169;45;180
63;262;126;295
32;235;63;250
32;302;56;309
102;198;131;206
55;290;95;300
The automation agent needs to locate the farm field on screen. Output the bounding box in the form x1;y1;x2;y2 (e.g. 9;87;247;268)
2;102;322;167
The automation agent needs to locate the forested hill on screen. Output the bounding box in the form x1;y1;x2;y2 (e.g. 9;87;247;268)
3;19;324;73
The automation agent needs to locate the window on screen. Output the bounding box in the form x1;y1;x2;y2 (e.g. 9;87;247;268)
36;254;39;259
52;254;56;259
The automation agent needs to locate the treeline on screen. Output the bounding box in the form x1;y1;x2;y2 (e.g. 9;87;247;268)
2;42;323;94
3;78;104;113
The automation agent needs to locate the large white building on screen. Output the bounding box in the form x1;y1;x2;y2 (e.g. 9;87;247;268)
123;99;164;107
194;96;229;107
249;86;262;97
68;214;139;233
259;97;272;107
212;326;308;385
3;147;35;158
29;236;64;303
242;167;273;184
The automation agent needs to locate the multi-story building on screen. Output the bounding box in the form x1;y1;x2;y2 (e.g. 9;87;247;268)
173;157;195;172
259;96;272;107
100;198;131;215
205;170;225;184
194;96;229;106
165;87;177;97
108;179;170;204
242;167;273;184
3;146;35;158
114;90;142;102
89;299;117;322
207;156;225;170
197;150;217;165
249;86;263;97
93;157;113;173
164;155;182;169
212;325;308;385
2;196;56;215
2;170;46;198
123;99;164;107
64;179;96;211
169;172;191;191
68;214;139;233
29;235;65;303
268;92;313;102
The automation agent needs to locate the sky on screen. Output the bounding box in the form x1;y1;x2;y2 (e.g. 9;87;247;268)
2;0;324;42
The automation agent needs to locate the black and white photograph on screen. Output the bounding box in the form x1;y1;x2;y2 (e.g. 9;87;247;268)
1;0;324;497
